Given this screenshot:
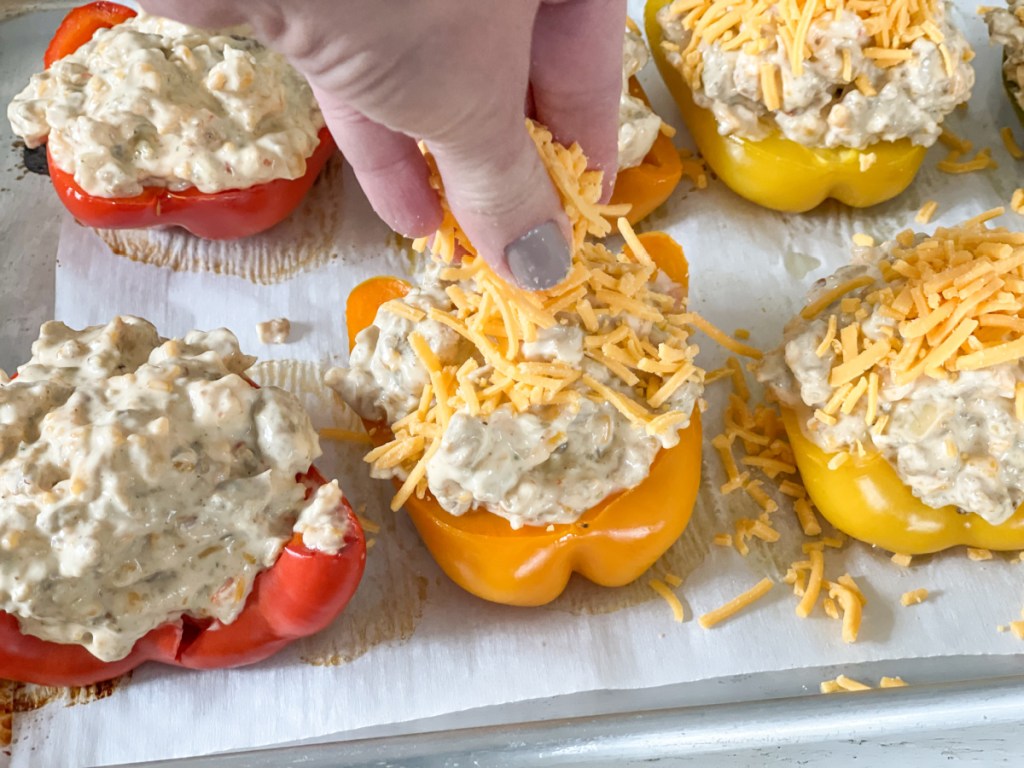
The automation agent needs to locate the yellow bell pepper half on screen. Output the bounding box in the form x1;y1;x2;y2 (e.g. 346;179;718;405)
609;79;684;224
346;232;702;606
782;407;1024;555
644;0;927;213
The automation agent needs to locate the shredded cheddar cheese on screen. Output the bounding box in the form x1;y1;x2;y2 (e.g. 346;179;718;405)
821;674;907;693
1002;126;1024;160
664;0;947;88
804;214;1024;424
366;123;706;512
649;578;686;622
891;552;913;567
1012;188;1024;216
698;577;775;629
900;588;929;606
915;200;939;225
829;581;863;642
937;147;998;175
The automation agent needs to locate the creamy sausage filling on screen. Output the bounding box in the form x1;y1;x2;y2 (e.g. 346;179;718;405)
7;13;324;198
619;26;663;169
0;317;348;662
987;1;1024;110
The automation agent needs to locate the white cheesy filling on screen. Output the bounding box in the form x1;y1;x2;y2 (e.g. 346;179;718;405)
619;26;663;169
7;12;324;198
988;1;1024;110
0;317;349;662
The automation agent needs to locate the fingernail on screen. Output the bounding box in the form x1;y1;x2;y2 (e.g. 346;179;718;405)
505;220;571;290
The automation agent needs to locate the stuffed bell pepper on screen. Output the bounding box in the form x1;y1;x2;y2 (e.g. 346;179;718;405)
6;2;335;239
986;1;1024;126
326;125;704;607
610;21;684;223
758;212;1024;555
0;317;365;686
646;0;974;212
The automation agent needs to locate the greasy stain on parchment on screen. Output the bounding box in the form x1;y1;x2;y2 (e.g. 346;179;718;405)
95;155;354;285
248;360;430;666
0;675;130;749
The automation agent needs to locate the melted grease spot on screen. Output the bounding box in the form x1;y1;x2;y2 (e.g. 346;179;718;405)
94;156;351;285
783;251;821;281
0;674;131;748
0;679;12;749
248;360;430;666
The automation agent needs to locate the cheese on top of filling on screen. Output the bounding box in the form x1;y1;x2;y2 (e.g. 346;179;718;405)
326;123;705;529
760;209;1024;525
656;0;973;148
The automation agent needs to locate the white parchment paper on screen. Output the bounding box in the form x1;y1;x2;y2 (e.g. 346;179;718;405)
8;1;1024;765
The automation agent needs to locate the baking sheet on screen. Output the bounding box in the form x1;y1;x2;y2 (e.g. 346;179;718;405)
5;0;1024;765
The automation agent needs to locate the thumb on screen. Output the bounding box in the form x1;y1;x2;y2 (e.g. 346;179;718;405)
428;111;572;291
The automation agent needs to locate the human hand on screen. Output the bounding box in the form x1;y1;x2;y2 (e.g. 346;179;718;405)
140;0;626;289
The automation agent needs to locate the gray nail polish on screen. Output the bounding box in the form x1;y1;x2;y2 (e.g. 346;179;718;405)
505;220;571;290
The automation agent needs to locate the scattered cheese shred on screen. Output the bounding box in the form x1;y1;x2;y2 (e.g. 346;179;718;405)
937;147;997;175
698;577;775;629
966;547;993;561
821;675;907;693
900;588;929;606
355;515;381;535
796;548;824;618
649;578;686;622
880;676;907;688
1011;621;1024;640
1002;127;1024;160
663;572;684;588
915;200;939;225
829;582;864;643
834;674;871;692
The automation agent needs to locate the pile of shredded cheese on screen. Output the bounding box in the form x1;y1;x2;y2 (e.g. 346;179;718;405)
369;123;707;511
707;356;868;643
661;0;952;96
804;208;1024;447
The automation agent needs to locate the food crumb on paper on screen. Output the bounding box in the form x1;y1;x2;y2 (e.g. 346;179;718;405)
256;317;292;344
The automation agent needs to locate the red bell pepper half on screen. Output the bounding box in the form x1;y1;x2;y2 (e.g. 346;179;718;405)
41;2;337;240
0;466;366;687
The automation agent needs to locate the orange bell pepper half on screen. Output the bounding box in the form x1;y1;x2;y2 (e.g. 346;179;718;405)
39;2;337;240
346;232;701;606
609;79;684;225
782;407;1024;555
